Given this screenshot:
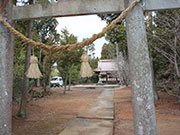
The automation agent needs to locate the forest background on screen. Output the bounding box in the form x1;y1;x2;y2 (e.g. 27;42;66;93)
13;0;180;117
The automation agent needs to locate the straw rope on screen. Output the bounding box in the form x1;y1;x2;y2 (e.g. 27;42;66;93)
0;0;139;52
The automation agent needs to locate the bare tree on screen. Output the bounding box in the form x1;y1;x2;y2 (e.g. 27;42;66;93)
116;52;130;86
147;10;180;102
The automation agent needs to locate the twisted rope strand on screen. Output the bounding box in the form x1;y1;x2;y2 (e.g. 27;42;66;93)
0;0;139;52
0;19;51;51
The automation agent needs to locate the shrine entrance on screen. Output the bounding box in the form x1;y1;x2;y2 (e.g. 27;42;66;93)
0;0;180;135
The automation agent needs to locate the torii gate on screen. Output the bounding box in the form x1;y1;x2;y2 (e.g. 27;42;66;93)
0;0;180;135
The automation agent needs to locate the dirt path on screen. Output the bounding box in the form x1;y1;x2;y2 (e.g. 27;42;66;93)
12;87;103;135
114;86;180;135
13;86;180;135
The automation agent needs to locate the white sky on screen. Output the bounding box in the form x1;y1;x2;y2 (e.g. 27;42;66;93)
56;15;108;58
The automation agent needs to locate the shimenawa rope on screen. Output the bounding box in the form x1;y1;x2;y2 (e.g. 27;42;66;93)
0;0;139;52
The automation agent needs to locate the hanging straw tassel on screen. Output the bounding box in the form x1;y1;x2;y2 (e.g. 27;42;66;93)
26;55;42;79
80;54;93;78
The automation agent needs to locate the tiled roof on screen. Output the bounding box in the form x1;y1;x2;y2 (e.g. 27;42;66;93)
94;59;118;72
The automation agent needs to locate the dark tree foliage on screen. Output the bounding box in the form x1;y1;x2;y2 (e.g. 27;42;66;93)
147;10;180;101
98;13;127;59
101;43;116;59
57;28;83;92
98;13;121;24
34;18;60;44
13;0;60;102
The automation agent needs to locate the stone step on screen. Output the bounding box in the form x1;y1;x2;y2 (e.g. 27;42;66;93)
58;118;113;135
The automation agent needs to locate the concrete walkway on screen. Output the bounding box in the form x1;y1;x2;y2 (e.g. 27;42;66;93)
59;88;114;135
78;88;114;120
73;84;119;89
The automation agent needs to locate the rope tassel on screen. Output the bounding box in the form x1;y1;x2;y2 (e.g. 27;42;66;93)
26;55;42;79
80;54;93;78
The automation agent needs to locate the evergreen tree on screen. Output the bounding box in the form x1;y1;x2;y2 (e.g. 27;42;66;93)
57;28;83;93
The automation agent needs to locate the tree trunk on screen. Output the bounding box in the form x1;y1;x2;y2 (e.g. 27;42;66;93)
43;58;52;92
64;65;69;94
17;0;34;118
150;58;159;100
42;58;46;91
68;64;73;90
116;44;122;85
123;72;129;87
77;72;81;84
174;36;180;102
178;79;180;103
174;22;180;78
37;49;42;87
0;1;14;134
173;31;180;102
17;20;33;118
125;0;157;134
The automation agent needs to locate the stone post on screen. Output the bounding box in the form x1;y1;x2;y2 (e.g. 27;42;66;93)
125;0;157;135
0;0;14;134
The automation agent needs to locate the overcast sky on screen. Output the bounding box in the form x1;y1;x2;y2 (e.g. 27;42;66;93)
56;15;108;58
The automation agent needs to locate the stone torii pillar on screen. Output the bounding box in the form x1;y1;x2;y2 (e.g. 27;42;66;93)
0;0;13;134
125;0;156;134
